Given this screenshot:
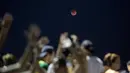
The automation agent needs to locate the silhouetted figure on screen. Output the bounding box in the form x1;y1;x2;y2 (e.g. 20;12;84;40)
103;53;120;73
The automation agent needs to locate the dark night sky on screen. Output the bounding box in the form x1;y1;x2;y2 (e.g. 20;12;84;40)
0;0;130;69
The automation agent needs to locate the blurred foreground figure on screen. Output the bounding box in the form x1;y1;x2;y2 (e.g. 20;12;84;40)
39;45;55;71
120;61;130;73
126;61;130;73
81;40;104;73
47;33;90;73
0;13;13;50
47;32;70;73
0;24;42;73
103;53;120;73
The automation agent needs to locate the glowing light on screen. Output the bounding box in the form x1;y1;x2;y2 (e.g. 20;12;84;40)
71;9;77;16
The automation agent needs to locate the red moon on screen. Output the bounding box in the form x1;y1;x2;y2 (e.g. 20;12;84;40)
71;9;77;16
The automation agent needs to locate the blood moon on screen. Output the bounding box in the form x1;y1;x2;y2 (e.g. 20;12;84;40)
71;9;77;16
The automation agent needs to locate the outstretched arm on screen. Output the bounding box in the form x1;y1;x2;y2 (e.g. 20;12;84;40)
0;24;42;73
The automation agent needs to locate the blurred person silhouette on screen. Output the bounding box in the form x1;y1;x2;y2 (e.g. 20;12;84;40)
120;60;130;73
124;60;130;73
38;45;55;71
81;40;104;73
47;32;74;73
0;13;13;50
103;53;120;73
55;58;68;73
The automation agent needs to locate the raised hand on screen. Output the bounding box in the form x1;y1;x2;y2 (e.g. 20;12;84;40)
25;24;41;46
70;34;78;43
0;13;13;50
56;32;69;57
59;32;68;44
2;13;13;27
17;24;41;71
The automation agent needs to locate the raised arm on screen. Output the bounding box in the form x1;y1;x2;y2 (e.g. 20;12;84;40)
19;24;41;68
56;32;68;57
0;13;13;50
69;34;88;73
0;24;41;73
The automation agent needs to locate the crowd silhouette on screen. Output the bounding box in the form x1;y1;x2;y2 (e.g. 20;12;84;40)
0;13;129;73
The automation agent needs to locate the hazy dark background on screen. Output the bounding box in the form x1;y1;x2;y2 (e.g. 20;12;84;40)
0;0;130;69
